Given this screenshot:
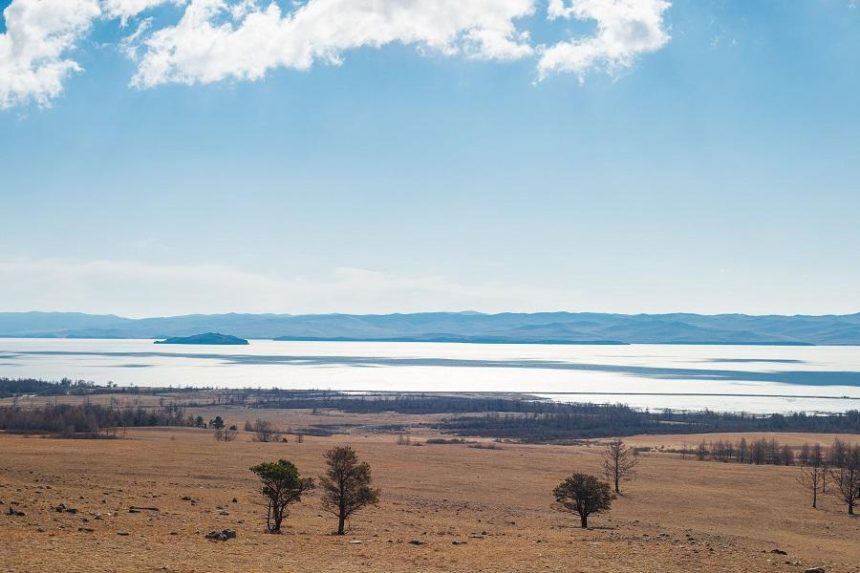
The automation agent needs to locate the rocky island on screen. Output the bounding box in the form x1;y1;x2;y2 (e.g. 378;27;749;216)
154;332;249;345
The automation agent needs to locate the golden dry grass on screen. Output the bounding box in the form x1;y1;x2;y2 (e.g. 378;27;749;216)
1;419;859;573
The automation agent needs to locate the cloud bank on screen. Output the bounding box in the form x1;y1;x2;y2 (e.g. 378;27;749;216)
0;0;672;108
0;256;579;316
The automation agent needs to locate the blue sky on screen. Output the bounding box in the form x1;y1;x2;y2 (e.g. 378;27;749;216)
1;0;859;317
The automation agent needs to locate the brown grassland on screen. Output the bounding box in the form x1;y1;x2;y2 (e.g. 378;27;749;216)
1;406;859;573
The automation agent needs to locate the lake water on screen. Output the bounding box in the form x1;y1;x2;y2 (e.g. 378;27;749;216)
1;338;859;414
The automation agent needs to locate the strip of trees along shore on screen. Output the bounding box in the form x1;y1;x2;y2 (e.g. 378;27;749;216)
685;437;860;514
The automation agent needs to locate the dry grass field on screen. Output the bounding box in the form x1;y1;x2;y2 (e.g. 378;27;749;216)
1;408;859;573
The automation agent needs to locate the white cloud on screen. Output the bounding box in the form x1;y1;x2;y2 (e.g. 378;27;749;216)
0;0;673;108
539;0;670;80
0;0;101;109
130;0;537;87
0;257;578;316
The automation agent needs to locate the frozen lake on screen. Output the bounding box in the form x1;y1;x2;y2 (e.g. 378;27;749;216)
1;338;859;414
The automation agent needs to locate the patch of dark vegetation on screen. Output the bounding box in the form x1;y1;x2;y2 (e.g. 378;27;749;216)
225;388;860;442
0;377;210;398
301;427;337;437
0;402;186;438
246;390;564;414
439;408;860;442
0;377;106;398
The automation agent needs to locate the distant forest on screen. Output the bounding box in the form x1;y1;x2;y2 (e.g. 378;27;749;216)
2;380;859;441
0;377;206;398
244;389;860;441
0;402;186;438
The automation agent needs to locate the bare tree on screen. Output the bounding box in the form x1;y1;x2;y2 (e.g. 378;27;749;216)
249;459;314;533
737;437;749;463
797;463;826;509
780;444;795;466
829;443;860;515
553;473;614;529
695;440;708;461
601;439;639;494
252;419;282;443
799;443;812;466
215;424;239;442
320;446;381;535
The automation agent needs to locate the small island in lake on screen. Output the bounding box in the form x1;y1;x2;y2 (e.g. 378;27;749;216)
154;332;249;345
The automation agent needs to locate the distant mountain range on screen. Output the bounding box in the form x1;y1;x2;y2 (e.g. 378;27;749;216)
0;311;859;345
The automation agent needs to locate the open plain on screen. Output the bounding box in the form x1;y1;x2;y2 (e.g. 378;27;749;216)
1;406;859;573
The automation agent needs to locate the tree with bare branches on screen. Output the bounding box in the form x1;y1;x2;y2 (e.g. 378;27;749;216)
251;418;282;442
602;439;638;494
797;447;826;509
829;443;860;515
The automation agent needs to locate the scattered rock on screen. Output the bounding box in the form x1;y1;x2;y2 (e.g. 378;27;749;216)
116;531;130;536
409;540;426;546
771;549;788;555
452;540;467;546
804;568;825;573
205;529;237;542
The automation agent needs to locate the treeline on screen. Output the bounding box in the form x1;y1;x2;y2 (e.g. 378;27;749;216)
687;436;854;466
688;437;804;465
0;402;186;438
438;408;860;442
245;390;579;415
244;390;860;441
0;377;218;400
0;377;109;398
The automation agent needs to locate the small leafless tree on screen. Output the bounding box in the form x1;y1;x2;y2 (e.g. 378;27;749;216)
737;437;749;463
252;419;282;443
829;443;860;515
602;439;638;494
215;425;239;442
320;446;381;535
797;463;826;509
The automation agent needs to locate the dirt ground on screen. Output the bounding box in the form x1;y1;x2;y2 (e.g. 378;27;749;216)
1;412;859;573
